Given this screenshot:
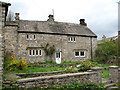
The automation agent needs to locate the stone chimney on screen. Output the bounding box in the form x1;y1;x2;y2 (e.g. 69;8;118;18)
15;13;20;20
47;14;54;22
80;19;87;26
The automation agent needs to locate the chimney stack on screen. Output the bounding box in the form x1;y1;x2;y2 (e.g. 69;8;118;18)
80;19;87;26
15;13;20;20
47;14;54;22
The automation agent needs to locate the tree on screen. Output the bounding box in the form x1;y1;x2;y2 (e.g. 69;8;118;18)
95;40;118;63
6;11;14;21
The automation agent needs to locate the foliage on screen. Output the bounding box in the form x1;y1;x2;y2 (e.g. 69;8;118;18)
77;60;95;71
4;55;28;71
102;69;109;79
95;40;118;63
42;43;56;62
65;66;78;73
42;43;55;57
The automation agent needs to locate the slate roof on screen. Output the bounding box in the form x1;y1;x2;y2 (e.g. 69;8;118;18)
5;20;97;37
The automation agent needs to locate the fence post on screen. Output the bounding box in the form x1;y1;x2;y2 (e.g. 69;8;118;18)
109;66;119;83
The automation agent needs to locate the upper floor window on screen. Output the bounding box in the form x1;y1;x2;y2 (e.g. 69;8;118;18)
26;34;36;40
68;36;76;42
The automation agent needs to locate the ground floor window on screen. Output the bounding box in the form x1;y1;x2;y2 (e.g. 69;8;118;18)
75;50;85;57
28;49;42;56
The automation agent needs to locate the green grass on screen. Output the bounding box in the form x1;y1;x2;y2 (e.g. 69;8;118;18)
4;66;66;74
102;69;109;79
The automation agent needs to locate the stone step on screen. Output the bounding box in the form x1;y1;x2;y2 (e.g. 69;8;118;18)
105;83;116;88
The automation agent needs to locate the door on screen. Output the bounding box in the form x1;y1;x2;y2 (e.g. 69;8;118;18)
55;52;61;64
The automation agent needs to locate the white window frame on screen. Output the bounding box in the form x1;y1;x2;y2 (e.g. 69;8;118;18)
80;51;85;57
75;51;80;57
39;49;42;56
68;37;76;42
74;50;85;57
33;35;36;40
29;35;33;40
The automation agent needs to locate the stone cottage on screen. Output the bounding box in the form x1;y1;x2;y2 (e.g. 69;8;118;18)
2;2;97;64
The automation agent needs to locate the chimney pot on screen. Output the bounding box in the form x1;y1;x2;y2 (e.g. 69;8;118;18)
47;14;54;22
80;19;87;26
15;13;20;20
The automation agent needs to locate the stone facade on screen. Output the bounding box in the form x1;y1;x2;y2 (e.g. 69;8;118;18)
0;1;11;89
3;2;97;64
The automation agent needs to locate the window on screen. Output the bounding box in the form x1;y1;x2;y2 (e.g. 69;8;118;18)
29;35;32;40
80;51;85;57
36;50;38;56
28;49;42;56
68;37;76;42
39;50;42;56
75;50;85;57
75;51;79;57
26;34;36;40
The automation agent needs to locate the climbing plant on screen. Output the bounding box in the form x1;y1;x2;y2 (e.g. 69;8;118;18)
42;43;56;62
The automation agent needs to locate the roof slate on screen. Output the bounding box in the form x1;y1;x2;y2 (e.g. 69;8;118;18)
5;20;97;37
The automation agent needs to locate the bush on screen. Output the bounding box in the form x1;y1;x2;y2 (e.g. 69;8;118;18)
65;66;78;73
4;55;28;71
95;40;117;63
77;60;95;71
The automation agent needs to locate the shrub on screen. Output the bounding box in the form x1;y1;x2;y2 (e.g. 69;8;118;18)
4;55;28;71
77;60;95;71
65;66;78;73
95;40;118;63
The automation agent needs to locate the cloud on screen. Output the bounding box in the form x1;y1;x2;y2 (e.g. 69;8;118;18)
3;0;118;40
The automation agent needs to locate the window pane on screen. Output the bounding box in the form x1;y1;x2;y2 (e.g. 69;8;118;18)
80;51;84;56
36;50;38;55
29;50;32;55
75;52;79;56
34;35;36;40
27;35;29;39
39;50;41;55
74;37;76;41
30;35;32;40
33;50;35;55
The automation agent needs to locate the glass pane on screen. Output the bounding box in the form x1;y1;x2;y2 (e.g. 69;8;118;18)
80;51;84;56
29;50;32;55
39;50;41;55
36;50;38;55
33;50;35;55
75;52;79;56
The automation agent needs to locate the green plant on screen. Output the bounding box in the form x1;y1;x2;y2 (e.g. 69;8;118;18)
77;60;95;71
95;40;118;63
4;55;28;71
65;66;78;73
42;43;56;62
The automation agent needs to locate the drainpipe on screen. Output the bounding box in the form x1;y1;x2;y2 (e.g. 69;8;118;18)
90;37;93;59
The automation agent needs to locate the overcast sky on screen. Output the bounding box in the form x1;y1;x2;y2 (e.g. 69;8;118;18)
3;0;119;40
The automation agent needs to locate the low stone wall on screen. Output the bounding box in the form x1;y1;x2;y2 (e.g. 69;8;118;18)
10;72;101;88
16;71;67;78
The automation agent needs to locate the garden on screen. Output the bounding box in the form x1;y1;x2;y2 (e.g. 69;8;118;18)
3;40;120;89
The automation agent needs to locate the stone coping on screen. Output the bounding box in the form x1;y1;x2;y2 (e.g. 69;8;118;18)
17;72;97;83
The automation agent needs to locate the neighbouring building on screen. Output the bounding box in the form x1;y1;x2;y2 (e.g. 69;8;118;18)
2;2;97;64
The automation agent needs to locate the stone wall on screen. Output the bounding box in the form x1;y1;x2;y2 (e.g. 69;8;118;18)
16;32;97;63
10;72;100;88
